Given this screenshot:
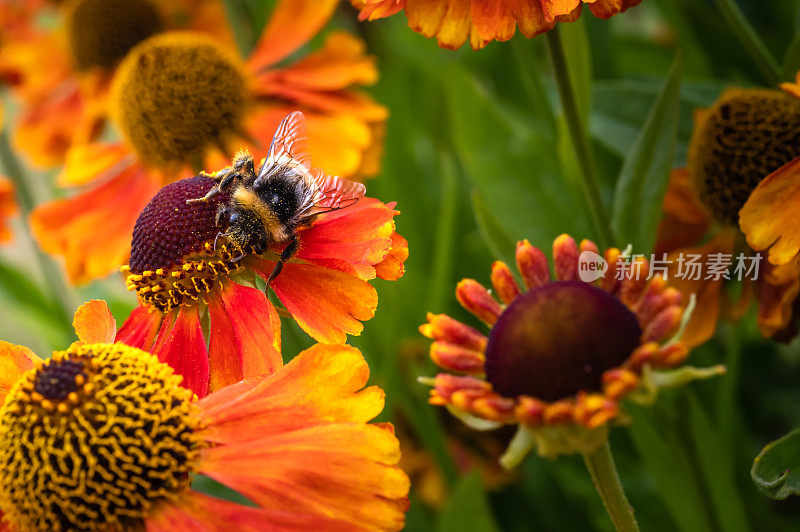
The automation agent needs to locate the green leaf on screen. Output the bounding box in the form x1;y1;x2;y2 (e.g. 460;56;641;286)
628;404;714;532
558;18;592;129
751;428;800;499
0;259;69;332
470;192;515;267
686;394;749;532
611;54;682;253
781;32;800;81
445;64;591;251
436;472;501;532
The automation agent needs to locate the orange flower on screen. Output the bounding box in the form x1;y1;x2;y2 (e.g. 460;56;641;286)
420;235;719;465
31;0;387;284
0;178;18;243
655;84;800;344
0;0;230;167
115;114;406;397
351;0;642;50
0;300;410;531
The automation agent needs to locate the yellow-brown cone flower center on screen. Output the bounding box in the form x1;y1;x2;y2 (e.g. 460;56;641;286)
64;0;163;70
111;32;248;168
0;343;202;532
688;88;800;224
485;281;642;401
125;175;265;312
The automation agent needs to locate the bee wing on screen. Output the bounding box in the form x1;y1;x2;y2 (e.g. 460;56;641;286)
258;111;311;179
301;168;366;216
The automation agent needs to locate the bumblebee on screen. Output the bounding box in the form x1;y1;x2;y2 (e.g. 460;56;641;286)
187;111;366;284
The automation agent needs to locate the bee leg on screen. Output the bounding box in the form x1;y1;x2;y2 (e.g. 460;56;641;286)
186;185;220;204
267;236;300;287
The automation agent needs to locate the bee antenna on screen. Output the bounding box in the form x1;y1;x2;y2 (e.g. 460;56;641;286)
214;232;223;251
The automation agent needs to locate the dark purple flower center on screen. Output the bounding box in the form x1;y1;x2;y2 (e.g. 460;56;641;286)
485;281;642;401
129;175;224;274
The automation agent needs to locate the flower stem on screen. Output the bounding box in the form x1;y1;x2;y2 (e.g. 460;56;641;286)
0;130;76;325
546;27;615;248
713;0;781;85
583;441;640;532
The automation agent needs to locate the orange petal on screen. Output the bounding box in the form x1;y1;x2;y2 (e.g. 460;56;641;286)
251;259;378;344
30;162;161;283
152;306;209;397
199;423;409;531
116;304;163;351
199;344;385;440
259;32;378;92
757;262;800;338
375;232;409;280
297;197;397;279
471;0;517;43
197;345;407;530
0;340;38;406
57;143;130;187
73;300;116;344
247;0;339;71
664;230;736;347
654;168;711;256
406;0;472;50
207;282;282;392
0;177;18;242
740;156;800;266
352;0;405;21
145;490;351;532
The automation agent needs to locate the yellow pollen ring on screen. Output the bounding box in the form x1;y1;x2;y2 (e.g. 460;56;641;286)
123;241;252;312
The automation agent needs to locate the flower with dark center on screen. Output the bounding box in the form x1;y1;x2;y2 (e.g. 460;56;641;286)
350;0;641;50
654;81;800;346
0;0;214;168
30;0;388;283
64;0;162;70
688;88;800;226
420;235;722;464
0;300;410;531
116;171;406;397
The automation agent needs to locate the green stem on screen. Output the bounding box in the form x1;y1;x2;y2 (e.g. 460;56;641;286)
546;27;615;248
0;130;76;325
714;0;780;85
583;441;640;532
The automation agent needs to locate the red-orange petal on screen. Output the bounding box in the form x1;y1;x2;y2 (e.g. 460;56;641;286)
207;282;282;392
152;306;209;397
115;304;163;351
419;312;487;351
145;490;352;532
30;161;161;283
740;156;800;266
456;279;502;325
0;177;18;242
490;261;520;304
654;168;711;256
516;239;550;289
251;259;378;344
553;233;579;281
296;197;398;279
0;340;38;406
247;0;340;71
73;299;116;344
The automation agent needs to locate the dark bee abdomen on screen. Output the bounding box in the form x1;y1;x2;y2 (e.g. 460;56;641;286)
255;177;300;225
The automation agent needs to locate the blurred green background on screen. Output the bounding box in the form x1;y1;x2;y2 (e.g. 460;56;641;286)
2;0;800;530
